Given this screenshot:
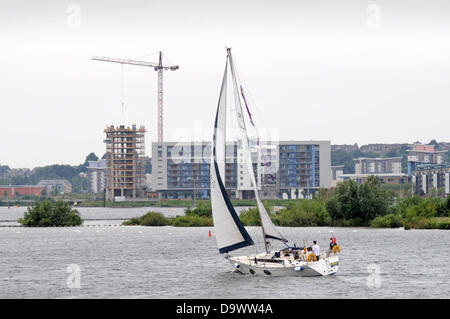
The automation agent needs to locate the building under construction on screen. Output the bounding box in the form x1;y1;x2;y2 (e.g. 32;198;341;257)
104;125;146;201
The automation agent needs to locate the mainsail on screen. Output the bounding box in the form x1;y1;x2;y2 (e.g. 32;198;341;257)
227;50;288;250
210;52;254;254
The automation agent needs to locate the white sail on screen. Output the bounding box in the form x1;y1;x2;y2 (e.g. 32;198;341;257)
211;52;254;254
228;51;288;246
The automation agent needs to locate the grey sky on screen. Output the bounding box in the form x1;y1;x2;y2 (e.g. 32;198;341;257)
1;0;449;168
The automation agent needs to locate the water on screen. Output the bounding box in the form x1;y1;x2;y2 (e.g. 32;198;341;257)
0;207;449;298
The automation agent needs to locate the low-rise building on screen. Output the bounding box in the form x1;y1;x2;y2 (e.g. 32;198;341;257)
359;143;404;155
354;157;403;175
0;185;46;197
37;179;72;194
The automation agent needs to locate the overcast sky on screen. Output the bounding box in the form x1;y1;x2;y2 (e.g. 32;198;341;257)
1;0;449;168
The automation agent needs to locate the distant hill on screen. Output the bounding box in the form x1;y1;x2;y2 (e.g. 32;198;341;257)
331;141;449;174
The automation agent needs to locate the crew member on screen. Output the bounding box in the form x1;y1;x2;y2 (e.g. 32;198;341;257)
312;241;320;261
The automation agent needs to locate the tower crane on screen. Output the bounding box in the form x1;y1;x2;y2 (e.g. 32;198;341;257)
92;52;179;143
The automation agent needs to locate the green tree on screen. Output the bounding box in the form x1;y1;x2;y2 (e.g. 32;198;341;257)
78;152;99;172
357;176;392;221
326;176;393;224
428;139;438;147
19;200;82;226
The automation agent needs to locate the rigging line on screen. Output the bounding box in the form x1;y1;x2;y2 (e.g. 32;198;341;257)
234;60;275;183
133;51;160;60
232;54;272;144
161;52;174;67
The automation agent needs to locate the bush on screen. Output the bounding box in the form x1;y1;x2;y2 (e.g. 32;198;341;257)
370;214;404;228
122;212;169;226
404;217;450;230
277;199;330;227
171;215;213;227
185;202;212;217
19;200;82;227
239;207;262;226
140;212;170;226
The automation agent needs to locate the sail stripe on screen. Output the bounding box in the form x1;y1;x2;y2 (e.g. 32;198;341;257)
266;234;288;242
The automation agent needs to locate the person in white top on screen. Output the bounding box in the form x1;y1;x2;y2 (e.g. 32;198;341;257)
312;241;320;261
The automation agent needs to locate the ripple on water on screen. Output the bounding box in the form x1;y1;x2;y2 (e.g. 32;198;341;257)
0;224;449;298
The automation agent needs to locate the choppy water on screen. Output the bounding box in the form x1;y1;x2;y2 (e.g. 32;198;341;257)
0;207;449;298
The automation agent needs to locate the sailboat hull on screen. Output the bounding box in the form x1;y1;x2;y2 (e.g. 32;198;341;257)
228;254;339;277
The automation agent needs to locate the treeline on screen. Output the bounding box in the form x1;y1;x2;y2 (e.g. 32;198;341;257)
0;153;99;193
123;176;450;229
1;153;153;195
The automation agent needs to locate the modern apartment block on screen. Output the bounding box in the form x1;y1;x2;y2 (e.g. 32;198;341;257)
354;157;403;174
151;140;331;199
104;125;146;201
412;163;450;197
87;159;107;193
151;141;236;199
278;141;331;199
407;144;447;176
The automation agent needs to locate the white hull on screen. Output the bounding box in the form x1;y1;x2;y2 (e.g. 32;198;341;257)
227;253;339;277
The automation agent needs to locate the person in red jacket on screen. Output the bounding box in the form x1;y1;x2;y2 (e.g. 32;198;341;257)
329;236;337;252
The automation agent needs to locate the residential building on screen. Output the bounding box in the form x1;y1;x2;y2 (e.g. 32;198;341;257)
331;144;359;152
407;144;447;176
359;143;404;154
151;141;235;199
37;179;72;194
278;141;331;199
87;159;107;193
412;163;450;197
354;157;403;175
151;140;331;199
337;173;408;185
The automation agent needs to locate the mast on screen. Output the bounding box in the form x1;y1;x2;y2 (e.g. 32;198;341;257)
227;49;287;253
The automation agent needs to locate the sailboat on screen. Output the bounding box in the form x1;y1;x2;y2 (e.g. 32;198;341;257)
210;48;340;276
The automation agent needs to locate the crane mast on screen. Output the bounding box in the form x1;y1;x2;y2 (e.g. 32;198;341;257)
92;51;179;143
157;52;164;143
